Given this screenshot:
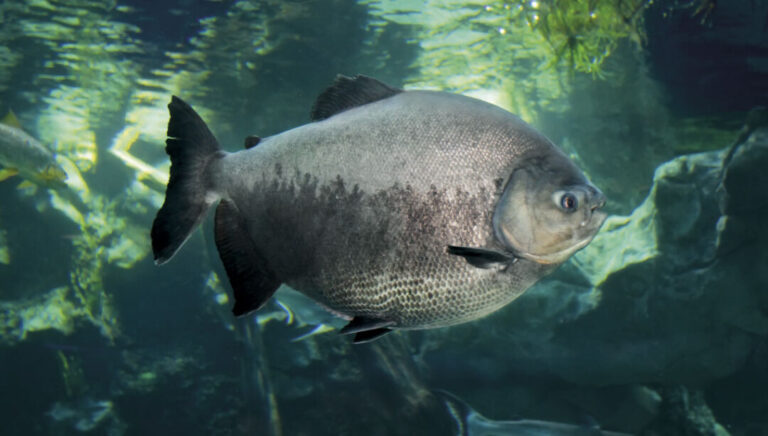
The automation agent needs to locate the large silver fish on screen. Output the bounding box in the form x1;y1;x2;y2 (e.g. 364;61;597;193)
151;75;606;343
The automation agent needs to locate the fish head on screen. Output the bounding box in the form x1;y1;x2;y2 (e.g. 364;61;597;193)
38;163;68;188
493;152;607;265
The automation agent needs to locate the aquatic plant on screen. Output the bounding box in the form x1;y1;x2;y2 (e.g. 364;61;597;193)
0;225;8;265
0;46;21;95
56;349;87;398
0;286;82;345
47;180;156;342
0;166;135;344
365;0;652;122
0;0;157;346
153;0;379;135
118;348;201;394
28;3;142;172
0;3;24;94
529;0;652;76
0;0;143;171
202;271;237;332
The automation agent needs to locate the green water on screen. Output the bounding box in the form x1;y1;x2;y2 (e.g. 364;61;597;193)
1;1;766;435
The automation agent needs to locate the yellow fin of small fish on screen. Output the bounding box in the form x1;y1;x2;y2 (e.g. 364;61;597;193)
16;180;38;195
1;110;22;129
0;167;19;182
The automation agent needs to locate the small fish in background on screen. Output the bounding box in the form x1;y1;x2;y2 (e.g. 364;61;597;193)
251;286;344;341
0;110;67;189
271;286;346;341
435;390;633;436
47;398;119;433
151;75;606;343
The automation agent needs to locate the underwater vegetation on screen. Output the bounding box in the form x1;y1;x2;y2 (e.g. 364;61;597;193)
366;0;654;120
0;0;766;434
531;0;652;76
0;227;8;264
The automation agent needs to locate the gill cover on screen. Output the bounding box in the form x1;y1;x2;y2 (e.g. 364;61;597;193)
493;156;606;265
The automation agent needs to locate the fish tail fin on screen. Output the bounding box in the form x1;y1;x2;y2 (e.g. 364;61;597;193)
433;390;473;436
151;96;224;264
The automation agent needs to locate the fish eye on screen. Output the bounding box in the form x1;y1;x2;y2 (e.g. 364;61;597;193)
559;192;578;212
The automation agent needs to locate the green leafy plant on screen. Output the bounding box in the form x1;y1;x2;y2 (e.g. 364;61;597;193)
526;0;652;76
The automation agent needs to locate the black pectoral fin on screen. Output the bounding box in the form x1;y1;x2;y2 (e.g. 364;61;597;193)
446;245;516;269
340;316;395;337
215;200;281;316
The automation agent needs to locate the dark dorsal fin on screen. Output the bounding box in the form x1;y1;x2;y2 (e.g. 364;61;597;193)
310;75;402;121
244;135;261;149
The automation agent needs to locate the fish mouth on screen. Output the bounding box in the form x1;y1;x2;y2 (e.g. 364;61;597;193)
581;205;607;229
590;189;607;212
578;186;607;229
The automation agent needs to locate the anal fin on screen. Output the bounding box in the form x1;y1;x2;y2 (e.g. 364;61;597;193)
340;316;395;343
215;199;281;316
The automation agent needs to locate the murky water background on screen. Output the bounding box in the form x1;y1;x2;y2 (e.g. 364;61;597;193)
1;1;766;435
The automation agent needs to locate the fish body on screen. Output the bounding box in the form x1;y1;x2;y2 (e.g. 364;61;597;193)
0;111;67;188
47;398;115;432
436;390;633;436
274;286;346;329
152;75;606;342
274;286;347;341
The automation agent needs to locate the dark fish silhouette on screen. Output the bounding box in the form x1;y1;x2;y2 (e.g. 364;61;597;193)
436;390;632;436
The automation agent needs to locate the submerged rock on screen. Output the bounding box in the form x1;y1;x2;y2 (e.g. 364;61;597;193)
640;386;729;436
47;398;124;434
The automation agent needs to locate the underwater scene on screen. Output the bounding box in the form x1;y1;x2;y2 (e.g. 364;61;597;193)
1;0;767;435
